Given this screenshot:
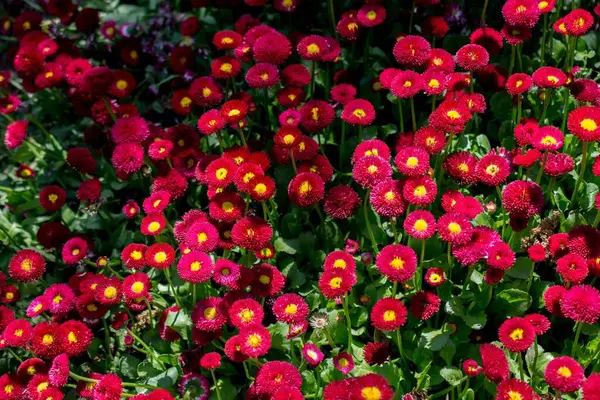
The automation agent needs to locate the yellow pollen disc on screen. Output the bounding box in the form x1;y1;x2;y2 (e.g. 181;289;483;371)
216;167;228;180
365;149;379;157
259;275;271;284
220;63;232;73
485;164;500;176
428;79;439;88
348;22;358;31
37;382;48;392
130;50;138;59
221;268;230;276
68;331;78;343
180;97;192;107
254;183;267;195
426;137;437;147
45;72;53;78
87;304;98;312
21;259;32;272
413;185;427;197
458;163;469;173
541;136;557;145
574;18;585;28
311;107;320;121
246;228;255;237
190;261;202;271
283;134;295;145
23;21;31;30
433;58;443;66
306;43;320;54
48;193;59;203
333;259;347;269
390;257;405;270
367;11;377;20
515;80;523;88
307;350;318;359
538;1;548;9
547;76;559;84
6;293;13;300
196;232;208;244
260;248;272;257
288;94;296;101
261;73;269;81
3;21;11;30
147;221;161;233
383;310;396;321
361;386;382;400
285;304;298;314
204;307;217;320
116;80;128;90
367;165;378;174
240;309;254;322
221;201;234;213
5;384;13;394
414;219;428;232
202;87;212;97
430;273;441;282
27;366;36;375
448;222;462;234
222;37;233;44
34;304;43;312
42;334;54;345
516;5;527;12
507;392;523;400
247;333;262;347
406;156;419;167
384;191;396;201
104;286;117;299
106;27;114;35
131;282;144;293
581;118;597;131
53;295;63;304
403;80;412;88
131;250;142;260
299;181;312;195
509;328;524;340
353;108;366;118
14;329;23;337
339;358;349;367
447;110;460;120
329;277;342;288
558;366;572;378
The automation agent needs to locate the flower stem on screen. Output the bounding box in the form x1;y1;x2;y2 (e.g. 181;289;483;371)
236;124;247;147
571;322;583;358
363;191;378;253
398;99;404;133
480;0;489;26
518;352;525;381
540;14;548;64
395;329;404;360
526;261;535;293
343;295;353;352
409;97;417;132
416;239;426;291
532;337;539;382
164;269;182;308
508;46;516;76
211;370;223;400
290;149;298;174
569;141;589;207
535;151;548;184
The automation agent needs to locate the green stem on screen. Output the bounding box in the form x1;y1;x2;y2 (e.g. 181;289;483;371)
236;125;247;147
496;186;506;240
540;14;548;64
324;327;336;348
363;191;378;253
398;99;405;133
343;295;353;352
309;61;316;98
526;261;535;293
409;97;417;132
339;122;346;170
461;267;474;296
516;44;523;72
408;0;416;34
593;209;600;228
211;370;223;400
143;297;155;329
518;352;525;381
164;269;182;308
290;149;298;174
541;89;550;123
535;151;548;184
571;322;583;358
570;141;589;207
532;337;539;382
328;0;338;39
416;239;426;291
102;97;118;122
395;329;404;361
508;46;516;76
7;348;23;362
480;0;489;26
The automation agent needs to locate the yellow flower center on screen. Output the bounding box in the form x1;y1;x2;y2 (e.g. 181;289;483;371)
333;259;347;269
581;118;597;131
383;310;396;321
104;286;117;299
428;79;439;88
48;193;59;203
285;304;298;314
508;392;523;400
216;168;228;180
361;387;382;400
448;222;462;234
221;201;234;213
413;185;427;197
509;328;524;340
299;181;312;195
430;273;441;282
306;43;320;54
414;219;428;232
190;261;202;271
538;1;548;9
558;366;572;378
367;165;378;174
384;191;395;201
68;331;78;343
406;156;419;167
447;110;460;120
339;358;349;367
220;63;232;73
329;277;342;288
42;334;54;345
203;87;212;97
53;295;63;304
254;183;267;195
390;257;404;270
180;97;192;107
204;307;217;320
353;108;366;118
197;232;208;243
14;329;23;337
485;164;500;176
367;11;377;20
547;76;559;84
259;275;271;284
131;250;142;260
21;259;32;272
147;221;161;233
116;80;128;90
131;282;144;293
240;309;254;322
247;333;262;347
311;107;320;121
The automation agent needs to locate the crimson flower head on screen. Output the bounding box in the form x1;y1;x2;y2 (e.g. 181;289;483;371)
567;106;600;142
475;154;510;186
357;5;386;27
462;359;482;376
371;297;407;331
532;66;566;88
246;63;280;89
425;268;445;287
560;285;600;324
39;185;67;212
240;325;272;357
231;216;273;251
302;343;324;366
564;9;594;36
273;293;309;324
501;180;544;220
253;32;292;64
480;343;509;383
4;120;28;150
341;99;376;126
9;249;45;282
404;210;436;240
393;35;431;68
470;27;504;56
297;35;329;61
456;44;489;72
352;155;393;189
498;317;536;352
375;244;417;282
410;291;441;320
544;356;585;393
288;172;325;207
502;0;541;28
370;180;405;218
200;352;221;370
506;73;532;95
403;176;437;206
391;71;423;99
323;185;361;219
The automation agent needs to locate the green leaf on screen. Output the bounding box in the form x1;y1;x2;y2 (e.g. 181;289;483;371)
525;344;554;377
491;92;513;121
506;257;533;280
581;183;599;212
440;366;463;386
163;308;191;340
418;327;450;351
463;311;487;330
497;289;532;316
145;366;179;388
440;340;456;366
274;237;298;255
115;354;140;379
475;134;491;153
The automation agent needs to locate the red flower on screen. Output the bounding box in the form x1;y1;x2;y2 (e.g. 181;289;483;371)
177;251;213;284
4;120;28;149
371;297;407;331
229;298;264;328
302;342;324;366
391;70;423;98
583;373;600;400
567;106;600;142
532;66;566;88
253;32;291;64
502;0;541;28
557;254;589;285
39;185;67;212
300;100;335;133
480;343;509;383
200;352;221;370
404;210;436;240
341;99;376;126
375;244;417;282
524;313;550;335
192;297;227;332
456;44;489;72
357;5;386;27
9;249;46;282
273;293;309;324
532;126;564;151
543;285;567;316
251;264;286;297
246;63;280;89
393;35;431;68
496;379;534;400
297;35;329;61
370;180;406;218
560;285;600;324
94;373;123;400
350;374;394;400
487;241;516;270
506;73;533;95
333;353;355;374
498;317;536;352
470;27;504;56
240;325;272;357
501;180;544;219
281;64;311;87
564;9;594;36
426;48;455;72
422;16;449;38
323;185;361;219
231;216;273;251
424;268;445;287
4;319;31;347
189;76;223;108
62;237;88;264
288;172;325;207
30;322;63;359
544;356;585;393
462;359;482;376
318;269;355;299
410;291;440;320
